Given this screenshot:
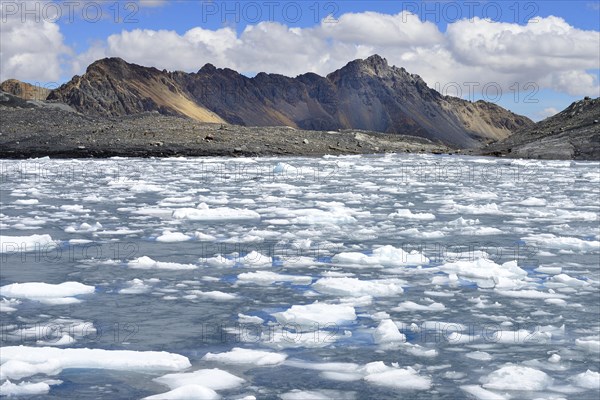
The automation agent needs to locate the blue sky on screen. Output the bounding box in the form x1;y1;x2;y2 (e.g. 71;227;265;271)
2;0;599;120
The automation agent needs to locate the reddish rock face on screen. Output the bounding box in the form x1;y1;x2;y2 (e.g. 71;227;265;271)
46;55;533;148
0;79;52;101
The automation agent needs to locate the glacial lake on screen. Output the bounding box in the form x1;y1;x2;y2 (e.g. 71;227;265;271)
1;154;599;399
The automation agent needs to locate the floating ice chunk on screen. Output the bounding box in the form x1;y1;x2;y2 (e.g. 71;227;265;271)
263;329;347;349
96;227;143;236
364;365;431;390
572;370;600;389
392;301;445;312
332;245;429;267
172;204;260;221
551;274;588;287
154;368;245;391
238;313;264;324
495;289;568;299
203;255;236;268
60;204;91;213
0;234;57;253
535;266;562;275
313;277;404;297
548;354;561;363
545;298;567;306
554;209;598;221
156;230;192;243
439;259;527;288
447;217;480;227
64;222;102;233
273;302;356;327
0;298;21;312
372;319;406;344
388;209;435;220
203;348;287;366
460;385;507;400
398;228;445;239
237;271;312;285
186;290;237;301
481;365;552;391
108;180;164;193
0;379;61;397
144;385;220;400
160;196;195;204
519;197;547;206
523;234;600;253
13;198;39;206
237;251;272;267
222;234;264;244
128;256;197;270
193;231;217;241
466;351;492;361
119;279;153;294
445;203;504;215
403;343;438;358
0;282;95;305
0;346;191;380
576;337;600;353
291;209;357;225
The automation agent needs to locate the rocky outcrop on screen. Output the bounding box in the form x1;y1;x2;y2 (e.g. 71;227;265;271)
481;97;600;160
0;79;51;101
47;55;533;148
47;58;226;123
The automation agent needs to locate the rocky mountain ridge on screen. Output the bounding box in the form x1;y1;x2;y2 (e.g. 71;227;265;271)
43;55;533;148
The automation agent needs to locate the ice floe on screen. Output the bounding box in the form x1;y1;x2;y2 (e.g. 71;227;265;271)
332;245;429;267
128;256;197;270
202;348;287;365
372;319;406;344
237;271;312;285
172;203;260;221
0;346;191;380
155;230;192;243
273;302;357;327
153;368;245;391
480;365;552;391
0;282;95;305
313;277;404;297
0;234;57;253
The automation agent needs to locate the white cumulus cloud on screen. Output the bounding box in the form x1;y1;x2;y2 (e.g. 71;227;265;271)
0;1;71;82
63;12;599;101
2;6;599;105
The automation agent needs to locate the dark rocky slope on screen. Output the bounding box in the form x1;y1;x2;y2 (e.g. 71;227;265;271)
480;97;600;160
0;92;451;159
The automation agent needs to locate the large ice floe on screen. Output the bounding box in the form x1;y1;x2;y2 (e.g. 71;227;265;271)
1;155;599;398
0;346;191;380
0;282;95;305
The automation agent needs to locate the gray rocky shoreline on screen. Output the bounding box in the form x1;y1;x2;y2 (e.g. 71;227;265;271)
0;104;452;159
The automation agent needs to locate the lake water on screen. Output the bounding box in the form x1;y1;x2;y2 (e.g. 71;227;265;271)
1;154;599;399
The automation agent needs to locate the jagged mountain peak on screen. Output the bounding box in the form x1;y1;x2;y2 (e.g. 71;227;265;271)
86;57;129;71
198;63;217;73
